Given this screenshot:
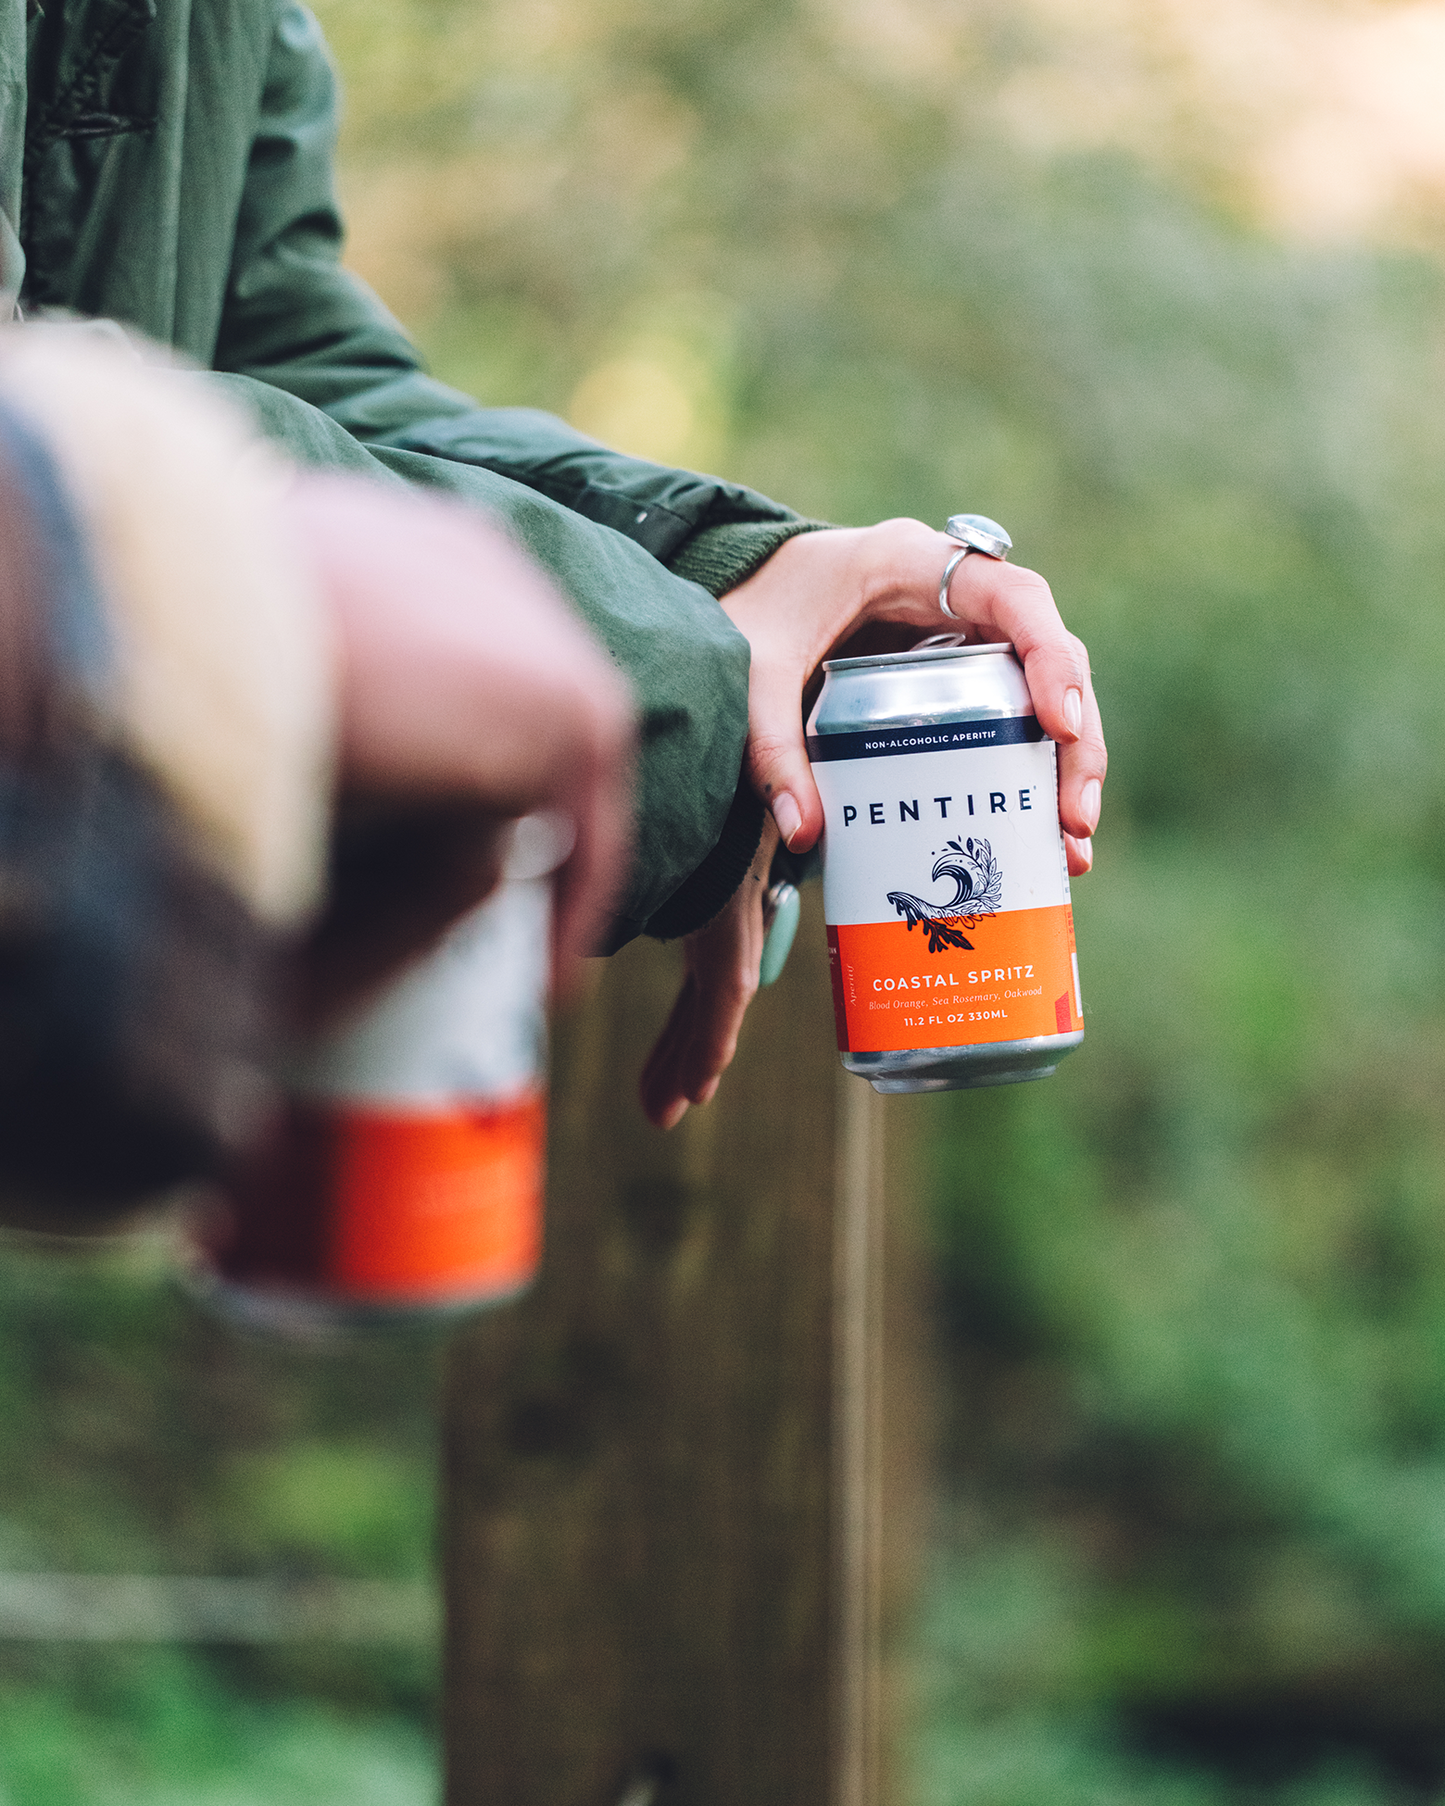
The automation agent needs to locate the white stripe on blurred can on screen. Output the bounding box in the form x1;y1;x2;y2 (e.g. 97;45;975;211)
194;813;569;1331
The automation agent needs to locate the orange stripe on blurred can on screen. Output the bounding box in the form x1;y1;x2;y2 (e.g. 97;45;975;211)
195;815;566;1333
325;1098;543;1297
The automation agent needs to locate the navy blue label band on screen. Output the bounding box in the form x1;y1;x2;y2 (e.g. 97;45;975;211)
807;717;1045;762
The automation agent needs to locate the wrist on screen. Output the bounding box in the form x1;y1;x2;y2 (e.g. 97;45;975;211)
671;519;828;599
720;527;862;668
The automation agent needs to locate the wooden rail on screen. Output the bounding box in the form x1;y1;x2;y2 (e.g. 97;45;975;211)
442;888;923;1806
0;1574;435;1642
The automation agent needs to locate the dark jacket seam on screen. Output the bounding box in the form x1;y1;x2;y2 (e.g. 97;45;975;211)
574;481;692;534
54;112;156;141
23;0;156;195
377;451;697;540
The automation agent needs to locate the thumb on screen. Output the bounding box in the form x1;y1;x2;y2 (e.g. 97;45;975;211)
744;658;824;852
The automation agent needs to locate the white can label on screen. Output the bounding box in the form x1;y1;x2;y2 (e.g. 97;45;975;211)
808;716;1082;1054
290;877;549;1107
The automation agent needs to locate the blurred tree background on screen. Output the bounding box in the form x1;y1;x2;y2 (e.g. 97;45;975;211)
0;1228;441;1805
11;0;1445;1801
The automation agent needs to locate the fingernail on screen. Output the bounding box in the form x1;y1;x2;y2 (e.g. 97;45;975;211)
1080;778;1101;834
1073;835;1093;871
1062;688;1083;739
772;791;804;848
659;1098;689;1131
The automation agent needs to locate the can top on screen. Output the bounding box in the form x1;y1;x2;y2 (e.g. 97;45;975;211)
822;638;1014;673
808;636;1031;736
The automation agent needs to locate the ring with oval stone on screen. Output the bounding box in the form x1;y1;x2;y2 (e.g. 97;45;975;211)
939;513;1012;618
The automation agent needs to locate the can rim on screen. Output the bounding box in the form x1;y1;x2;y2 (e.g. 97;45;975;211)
822;638;1015;673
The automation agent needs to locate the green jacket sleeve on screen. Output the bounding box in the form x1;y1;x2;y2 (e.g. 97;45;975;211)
211;2;827;946
205;367;765;953
214;3;810;567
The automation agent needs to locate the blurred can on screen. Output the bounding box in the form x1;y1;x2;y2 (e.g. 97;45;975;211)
193;814;566;1333
807;641;1083;1093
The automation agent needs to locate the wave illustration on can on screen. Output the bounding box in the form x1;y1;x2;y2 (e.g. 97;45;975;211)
194;813;566;1332
807;641;1083;1093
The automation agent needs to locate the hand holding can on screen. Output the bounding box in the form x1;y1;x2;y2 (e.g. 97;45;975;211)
198;815;568;1330
718;517;1105;870
193;481;637;1328
638;514;1104;1126
288;477;636;1023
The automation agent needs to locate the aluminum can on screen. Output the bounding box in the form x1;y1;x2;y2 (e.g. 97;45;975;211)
807;641;1083;1093
192;815;564;1333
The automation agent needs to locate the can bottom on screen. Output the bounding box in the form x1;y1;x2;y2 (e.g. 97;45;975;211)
181;1266;532;1341
842;1030;1084;1095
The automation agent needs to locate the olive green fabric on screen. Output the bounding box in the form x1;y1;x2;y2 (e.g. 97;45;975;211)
14;0;819;946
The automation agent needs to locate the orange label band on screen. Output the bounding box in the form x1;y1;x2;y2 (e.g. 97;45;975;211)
218;1090;546;1304
827;906;1081;1052
326;1094;545;1299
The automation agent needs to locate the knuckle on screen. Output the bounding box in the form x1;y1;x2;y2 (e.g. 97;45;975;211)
1068;733;1108;777
865;516;934;584
710;968;759;1019
569;690;625;752
998;569;1058;626
747;728;801;782
1023;628;1090;688
1007;564;1055;603
722;961;760;1008
1002;575;1064;645
593;693;638;760
1065;633;1094;681
879;515;932;554
866;514;915;537
564;710;633;786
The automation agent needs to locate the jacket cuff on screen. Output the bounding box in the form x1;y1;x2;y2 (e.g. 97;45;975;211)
643;779;766;941
643;519;832;940
668;518;830;599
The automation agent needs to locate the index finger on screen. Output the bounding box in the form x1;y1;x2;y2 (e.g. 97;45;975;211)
944;558;1107;845
945;560;1084;734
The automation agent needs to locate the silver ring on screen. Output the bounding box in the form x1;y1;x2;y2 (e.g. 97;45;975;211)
940;513;1012;619
939;548;970;618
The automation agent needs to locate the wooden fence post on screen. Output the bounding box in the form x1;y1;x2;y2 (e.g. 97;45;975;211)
442;887;922;1806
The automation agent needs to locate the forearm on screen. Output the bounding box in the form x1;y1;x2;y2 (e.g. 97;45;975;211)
215;2;837;945
209;370;755;948
218;10;811;568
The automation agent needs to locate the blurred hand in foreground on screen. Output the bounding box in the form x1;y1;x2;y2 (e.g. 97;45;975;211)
640;519;1105;1129
287;478;635;1025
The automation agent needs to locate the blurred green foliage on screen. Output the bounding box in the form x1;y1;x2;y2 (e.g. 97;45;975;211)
309;0;1445;1795
11;1;1445;1801
0;1647;433;1806
313;0;1445;1790
0;1235;439;1804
